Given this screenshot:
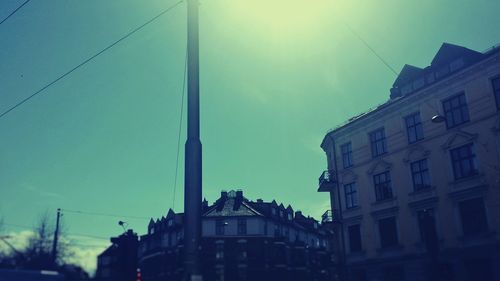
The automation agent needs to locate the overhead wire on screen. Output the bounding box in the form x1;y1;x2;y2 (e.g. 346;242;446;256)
1;222;110;241
0;0;184;120
343;22;399;76
61;209;150;220
172;47;188;211
0;0;31;26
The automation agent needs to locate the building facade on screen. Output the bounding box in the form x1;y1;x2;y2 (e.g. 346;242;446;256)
318;43;500;281
95;230;139;281
138;190;334;281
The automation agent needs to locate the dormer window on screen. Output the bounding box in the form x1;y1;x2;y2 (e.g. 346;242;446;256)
272;208;276;215
150;227;155;234
279;210;284;218
168;219;173;227
314;222;318;229
287;213;292;221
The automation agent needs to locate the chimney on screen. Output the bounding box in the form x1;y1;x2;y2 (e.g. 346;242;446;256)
295;211;303;218
202;198;209;210
221;191;228;199
256;199;263;203
236;190;243;199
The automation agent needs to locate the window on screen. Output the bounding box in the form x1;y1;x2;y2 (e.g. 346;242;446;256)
287;213;292;221
341;142;353;168
369;128;387;157
216;219;225;235
168;219;173;226
442;93;470;128
492;76;500;110
410;159;431;191
405;112;424;143
417;209;438;252
373;171;393;201
450;143;477;180
348;224;362;252
344;182;358;209
378;217;398;248
215;243;224;260
459;198;488;236
237;218;247;235
274;225;281;237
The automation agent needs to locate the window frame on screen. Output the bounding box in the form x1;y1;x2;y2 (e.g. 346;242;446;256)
237;218;247;235
344;182;358;209
404;112;424;144
378;216;399;248
410;159;431;191
216;219;225;235
341;142;353;168
373;171;393;201
458;197;489;236
450;143;478;180
347;224;362;253
442;93;470;129
369;128;387;157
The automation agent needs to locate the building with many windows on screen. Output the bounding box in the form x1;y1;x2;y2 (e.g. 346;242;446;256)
138;190;334;281
318;42;500;281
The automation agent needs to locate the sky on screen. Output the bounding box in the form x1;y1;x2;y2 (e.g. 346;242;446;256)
1;0;499;274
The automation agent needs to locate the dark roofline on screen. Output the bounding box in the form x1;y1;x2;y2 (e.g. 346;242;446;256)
322;43;500;146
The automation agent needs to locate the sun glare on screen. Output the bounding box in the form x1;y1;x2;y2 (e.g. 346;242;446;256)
225;0;335;43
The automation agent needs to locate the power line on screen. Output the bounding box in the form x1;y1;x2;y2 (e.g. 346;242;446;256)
344;22;399;76
0;0;184;120
62;209;150;220
2;222;110;241
67;233;110;241
0;0;31;26
172;47;188;211
68;242;109;248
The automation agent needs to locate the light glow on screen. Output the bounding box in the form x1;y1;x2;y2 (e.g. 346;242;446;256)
224;0;335;43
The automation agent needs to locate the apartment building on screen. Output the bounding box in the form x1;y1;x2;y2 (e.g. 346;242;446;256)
318;43;500;281
138;190;333;281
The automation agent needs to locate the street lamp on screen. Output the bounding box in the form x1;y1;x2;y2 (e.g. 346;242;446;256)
431;114;446;123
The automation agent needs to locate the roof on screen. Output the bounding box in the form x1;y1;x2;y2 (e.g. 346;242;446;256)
431;42;481;66
204;194;263;217
392;64;423;86
323;42;499;143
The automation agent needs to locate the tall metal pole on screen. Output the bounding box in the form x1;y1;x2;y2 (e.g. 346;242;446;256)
184;0;202;279
51;208;61;266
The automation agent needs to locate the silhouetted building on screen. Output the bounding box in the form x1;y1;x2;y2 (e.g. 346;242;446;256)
95;230;138;281
138;190;334;281
318;42;500;281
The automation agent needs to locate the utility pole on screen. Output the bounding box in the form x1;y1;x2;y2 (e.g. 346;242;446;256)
184;0;202;279
51;208;61;266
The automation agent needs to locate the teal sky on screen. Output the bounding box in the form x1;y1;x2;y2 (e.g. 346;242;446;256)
1;0;499;273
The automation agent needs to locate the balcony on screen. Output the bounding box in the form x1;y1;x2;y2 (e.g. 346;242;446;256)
321;210;333;223
317;170;336;192
321;209;340;224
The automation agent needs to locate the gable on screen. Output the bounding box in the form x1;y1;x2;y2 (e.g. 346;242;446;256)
441;130;478;150
393;64;424;87
367;158;392;175
431;43;481;66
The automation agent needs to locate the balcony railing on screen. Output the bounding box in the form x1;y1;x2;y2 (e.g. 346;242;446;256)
321;209;340;224
321;210;333;223
317;170;336;192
